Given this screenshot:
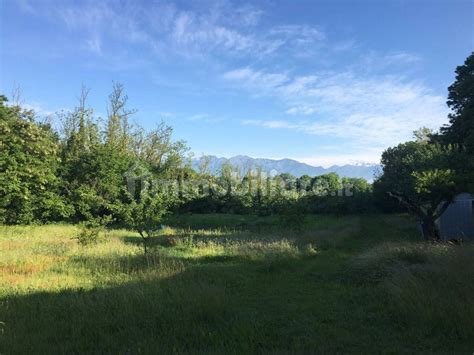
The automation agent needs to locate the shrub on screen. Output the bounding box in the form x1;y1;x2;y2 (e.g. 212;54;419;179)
73;215;112;246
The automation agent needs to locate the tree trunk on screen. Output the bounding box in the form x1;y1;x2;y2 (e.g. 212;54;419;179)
421;216;441;241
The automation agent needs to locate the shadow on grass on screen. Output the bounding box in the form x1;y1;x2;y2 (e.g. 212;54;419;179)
4;244;470;354
2;215;471;354
0;251;334;354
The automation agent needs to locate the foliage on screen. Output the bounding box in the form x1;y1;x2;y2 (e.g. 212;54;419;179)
0;83;377;225
127;181;176;254
442;51;474;151
375;52;474;239
55;84;186;225
73;215;113;246
439;51;474;191
0;96;71;224
375;140;457;240
74;224;102;246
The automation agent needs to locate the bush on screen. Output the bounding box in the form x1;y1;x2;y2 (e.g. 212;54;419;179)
73;215;112;246
74;225;102;246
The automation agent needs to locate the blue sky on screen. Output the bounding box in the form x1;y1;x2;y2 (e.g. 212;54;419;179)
1;0;473;166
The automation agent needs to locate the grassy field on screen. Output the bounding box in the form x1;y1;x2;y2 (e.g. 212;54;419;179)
1;214;473;353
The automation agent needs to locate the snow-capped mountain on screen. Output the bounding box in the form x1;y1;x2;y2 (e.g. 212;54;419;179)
192;155;380;181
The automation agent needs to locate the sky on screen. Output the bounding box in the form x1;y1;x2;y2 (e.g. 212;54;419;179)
1;0;473;167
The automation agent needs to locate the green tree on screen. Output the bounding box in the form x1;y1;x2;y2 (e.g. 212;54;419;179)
0;96;71;223
105;82;136;153
312;173;342;196
127;179;175;255
440;52;474;191
375;140;457;240
442;52;474;150
277;173;297;191
132;122;189;178
296;174;313;194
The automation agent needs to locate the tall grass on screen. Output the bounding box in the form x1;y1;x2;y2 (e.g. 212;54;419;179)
1;214;473;353
350;241;474;349
386;245;474;343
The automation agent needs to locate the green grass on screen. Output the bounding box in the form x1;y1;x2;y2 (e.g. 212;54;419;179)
1;214;473;353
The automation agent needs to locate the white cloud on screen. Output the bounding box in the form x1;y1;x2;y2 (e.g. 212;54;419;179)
385;52;422;64
86;35;102;54
358;50;422;72
333;40;356;52
188;114;224;123
226;66;449;148
188;113;209;121
285;106;317;115
21;1;326;61
266;25;325;56
223;68;289;94
269;25;325;42
171;11;255;54
158;111;175;118
242;119;295;129
21;102;56;117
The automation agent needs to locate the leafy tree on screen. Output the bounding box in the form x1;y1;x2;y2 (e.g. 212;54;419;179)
127;179;175;255
105;82;136;153
312;173;342;196
0;95;71;223
132;122;188;177
59;86;99;160
276;173;297;191
342;177;371;194
296;174;313;194
56;84;188;224
441;52;474;150
59;87;132;222
413;127;434;142
439;52;474;191
375;141;457;240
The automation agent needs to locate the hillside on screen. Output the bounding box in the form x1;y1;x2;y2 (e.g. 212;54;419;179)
192;155;380;181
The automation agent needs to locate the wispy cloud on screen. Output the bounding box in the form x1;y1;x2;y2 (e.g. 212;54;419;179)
242;119;295;129
358;50;422;72
17;0;326;61
188;114;224;123
285;106;317;115
332;39;356;52
16;0;36;14
86;35;102;54
229;66;448;149
21;102;57;117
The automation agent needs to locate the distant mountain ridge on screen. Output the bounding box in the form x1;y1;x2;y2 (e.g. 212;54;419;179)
192;155;380;181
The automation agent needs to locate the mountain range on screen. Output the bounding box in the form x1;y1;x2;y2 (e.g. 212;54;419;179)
192;155;380;181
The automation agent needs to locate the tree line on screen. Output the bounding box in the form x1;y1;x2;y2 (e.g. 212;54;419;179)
1;52;473;241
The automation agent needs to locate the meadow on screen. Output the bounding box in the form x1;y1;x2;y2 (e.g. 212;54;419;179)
1;214;473;353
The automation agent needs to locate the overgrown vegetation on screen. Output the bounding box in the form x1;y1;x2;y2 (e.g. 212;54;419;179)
1;53;473;238
1;214;473;353
0;45;473;353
